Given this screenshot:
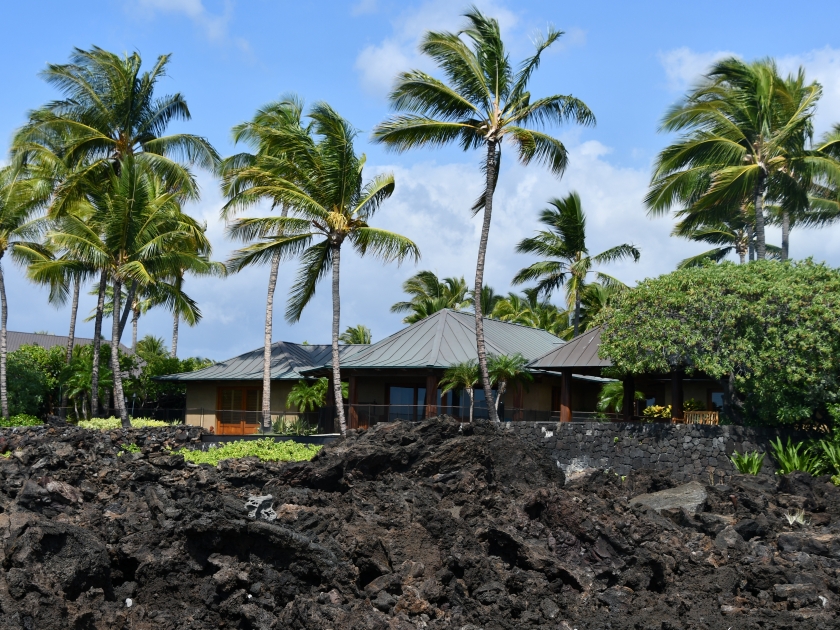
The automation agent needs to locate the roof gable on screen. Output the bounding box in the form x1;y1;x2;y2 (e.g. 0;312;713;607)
528;326;611;370
335;309;564;370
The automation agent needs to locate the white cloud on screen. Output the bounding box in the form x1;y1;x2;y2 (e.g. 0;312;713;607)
135;0;247;49
778;47;840;137
354;0;519;98
657;47;739;92
352;0;378;16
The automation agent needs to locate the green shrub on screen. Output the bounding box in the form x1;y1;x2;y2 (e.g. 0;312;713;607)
177;438;321;466
684;398;706;411
272;416;317;436
0;414;43;428
730;450;765;475
815;439;840;475
642;405;671;420
79;417;172;430
770;437;824;475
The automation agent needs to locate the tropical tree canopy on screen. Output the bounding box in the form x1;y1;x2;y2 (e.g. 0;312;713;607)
373;7;594;423
596;260;840;425
339;324;372;345
513;191;639;335
391;270;469;323
646;58;839;261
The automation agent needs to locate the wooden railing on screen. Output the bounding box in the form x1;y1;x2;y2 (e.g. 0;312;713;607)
682;411;719;425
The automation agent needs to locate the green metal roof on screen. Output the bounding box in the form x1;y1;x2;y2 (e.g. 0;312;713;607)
158;341;364;382
528;326;612;370
314;309;565;371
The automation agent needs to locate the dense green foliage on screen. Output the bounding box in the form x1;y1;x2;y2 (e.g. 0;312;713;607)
596;381;644;414
177;438;320;465
7;345;65;416
729;450;766;475
0;413;42;428
78;417;172;430
599;261;840;425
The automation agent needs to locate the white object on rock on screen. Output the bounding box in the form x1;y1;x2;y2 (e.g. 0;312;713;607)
125;598;133;608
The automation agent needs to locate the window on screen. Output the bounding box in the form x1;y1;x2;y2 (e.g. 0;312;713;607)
387;385;425;421
709;391;724;411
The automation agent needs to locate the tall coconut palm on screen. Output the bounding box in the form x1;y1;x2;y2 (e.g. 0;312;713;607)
513;192;640;336
224;103;420;436
487;353;533;413
44;158;205;427
0;168;51;418
13;46;217;416
439;360;480;422
339;325;372;344
491;290;570;338
220;97;307;430
391;270;469;322
646;59;834;260
373;8;594;422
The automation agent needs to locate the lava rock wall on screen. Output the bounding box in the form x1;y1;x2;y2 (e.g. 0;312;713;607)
507;422;818;481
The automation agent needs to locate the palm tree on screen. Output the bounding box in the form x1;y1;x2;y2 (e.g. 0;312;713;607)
646;59;834;260
391;270;470;323
513;192;640;336
439;359;480;422
13;46;217;416
373;8;594;422
44;158;203;427
487;353;533;414
287;379;326;413
491;290;570;338
136;335;169;362
224;103;420;436
578;282;625;332
339;324;372;344
0;167;52;418
220;97;307;431
467;285;503;319
596;381;643;414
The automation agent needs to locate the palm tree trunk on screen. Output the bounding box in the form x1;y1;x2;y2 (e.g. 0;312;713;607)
754;175;767;260
331;243;347;436
262;249;281;432
60;276;81;415
468;388;474;423
131;306;139;354
573;287;581;337
0;256;8;420
117;280;137;341
110;278;129;428
91;270;107;417
495;381;506;411
474;140;500;423
781;210;790;261
171;311;179;358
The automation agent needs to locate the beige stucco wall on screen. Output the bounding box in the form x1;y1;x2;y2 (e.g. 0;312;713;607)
184;379;310;430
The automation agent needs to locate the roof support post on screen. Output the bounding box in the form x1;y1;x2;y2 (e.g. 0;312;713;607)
425;374;438;419
560;370;573;423
348;375;359;429
671;370;684;422
622;375;635;422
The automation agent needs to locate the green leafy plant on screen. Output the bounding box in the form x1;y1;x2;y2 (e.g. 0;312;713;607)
815;439;840;475
121;442;140;453
730;450;765;475
177;438;320;466
683;398;706;412
642;405;671;420
770;437;824;475
831;475;840;487
272;416;317;436
79;417;172;430
0;413;42;428
597;381;644;414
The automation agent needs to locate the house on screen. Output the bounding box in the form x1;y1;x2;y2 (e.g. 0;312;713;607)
159;342;363;433
528;325;725;422
162;309;611;434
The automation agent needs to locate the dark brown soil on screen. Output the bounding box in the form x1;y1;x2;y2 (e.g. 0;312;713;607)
1;417;839;629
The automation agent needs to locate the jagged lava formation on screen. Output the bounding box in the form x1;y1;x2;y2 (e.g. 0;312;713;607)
1;417;839;629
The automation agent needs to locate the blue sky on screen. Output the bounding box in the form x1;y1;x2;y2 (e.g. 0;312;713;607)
2;0;840;360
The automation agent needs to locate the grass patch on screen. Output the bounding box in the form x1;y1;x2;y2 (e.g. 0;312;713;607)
0;414;42;428
177;438;321;466
79;417;172;430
